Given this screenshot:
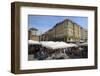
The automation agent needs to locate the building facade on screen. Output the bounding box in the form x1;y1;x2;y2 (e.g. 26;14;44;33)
28;28;39;41
40;19;87;42
80;27;88;42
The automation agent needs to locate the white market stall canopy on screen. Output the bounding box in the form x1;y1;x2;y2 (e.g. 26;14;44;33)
79;42;88;46
28;40;40;45
51;42;78;49
40;41;59;49
68;43;78;47
28;40;78;49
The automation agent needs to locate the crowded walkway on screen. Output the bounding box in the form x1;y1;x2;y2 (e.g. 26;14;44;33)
28;40;88;60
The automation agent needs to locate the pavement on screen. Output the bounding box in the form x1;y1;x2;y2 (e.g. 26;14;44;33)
28;52;70;60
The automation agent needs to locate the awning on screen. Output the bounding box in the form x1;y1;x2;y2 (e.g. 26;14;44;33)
40;41;78;49
80;42;88;46
28;40;40;45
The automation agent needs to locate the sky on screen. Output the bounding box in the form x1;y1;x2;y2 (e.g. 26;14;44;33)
28;15;88;35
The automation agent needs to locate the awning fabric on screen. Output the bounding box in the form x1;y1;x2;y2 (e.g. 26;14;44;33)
28;40;78;49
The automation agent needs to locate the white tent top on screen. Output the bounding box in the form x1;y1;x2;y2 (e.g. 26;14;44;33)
28;40;40;45
80;42;88;46
40;41;78;49
68;43;78;47
40;41;59;49
28;40;78;49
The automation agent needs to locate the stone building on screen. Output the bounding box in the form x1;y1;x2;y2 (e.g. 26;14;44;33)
80;27;88;42
28;28;39;41
40;19;87;42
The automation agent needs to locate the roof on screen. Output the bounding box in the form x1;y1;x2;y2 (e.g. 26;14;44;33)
29;28;38;31
53;19;81;28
